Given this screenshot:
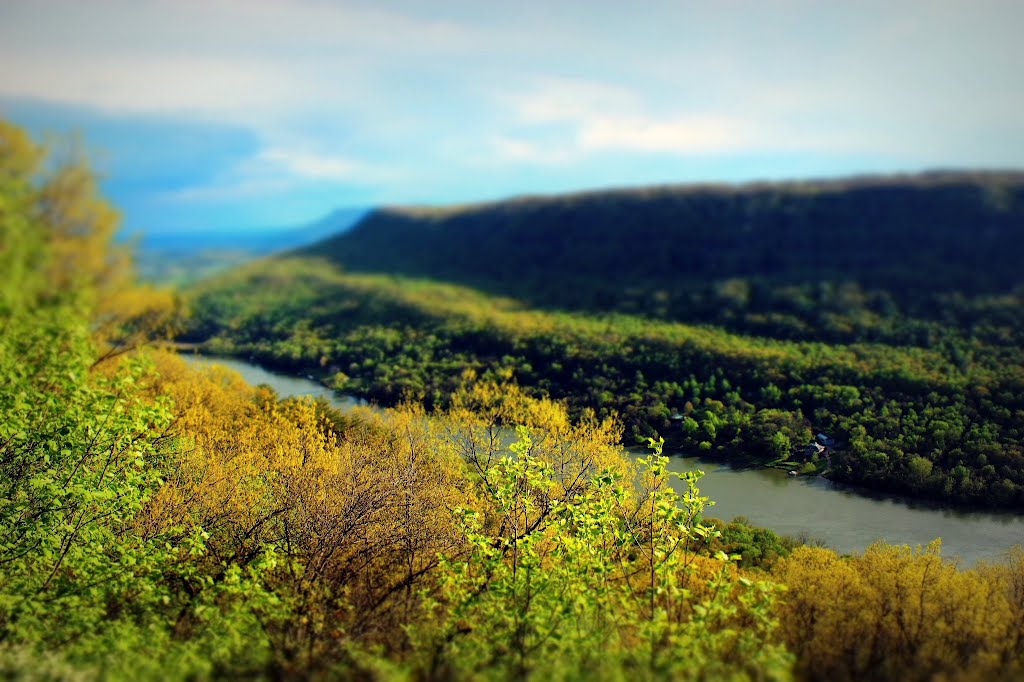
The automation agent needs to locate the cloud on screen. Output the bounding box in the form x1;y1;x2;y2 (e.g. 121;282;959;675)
167;177;293;203
6;1;1022;164
489;114;770;166
4;0;1023;228
489;136;577;165
488;77;858;165
164;144;398;203
496;77;639;125
0;52;332;123
578;115;758;155
0;0;482;129
256;148;367;182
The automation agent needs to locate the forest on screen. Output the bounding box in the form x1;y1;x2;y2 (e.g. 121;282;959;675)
6;118;1024;681
183;250;1024;508
306;174;1024;337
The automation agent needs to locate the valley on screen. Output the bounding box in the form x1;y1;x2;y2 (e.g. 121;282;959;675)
181;175;1024;509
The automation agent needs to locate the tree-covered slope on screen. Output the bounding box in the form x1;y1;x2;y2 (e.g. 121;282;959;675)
301;172;1024;333
184;257;1024;508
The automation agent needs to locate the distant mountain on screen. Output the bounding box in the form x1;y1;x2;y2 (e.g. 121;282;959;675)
298;172;1024;323
134;207;368;283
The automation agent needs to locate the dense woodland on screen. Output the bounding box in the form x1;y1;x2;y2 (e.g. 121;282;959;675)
305;176;1024;338
7;119;1024;680
184;243;1024;508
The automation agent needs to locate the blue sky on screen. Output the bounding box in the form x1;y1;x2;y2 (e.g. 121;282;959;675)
2;0;1022;235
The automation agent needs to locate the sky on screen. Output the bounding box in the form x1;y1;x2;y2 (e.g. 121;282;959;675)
1;0;1022;235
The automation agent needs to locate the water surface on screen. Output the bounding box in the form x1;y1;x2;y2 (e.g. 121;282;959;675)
659;454;1024;565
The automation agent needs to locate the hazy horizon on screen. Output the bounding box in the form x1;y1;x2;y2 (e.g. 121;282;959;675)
3;0;1022;234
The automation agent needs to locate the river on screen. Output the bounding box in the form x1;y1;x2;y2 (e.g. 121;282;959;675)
183;353;1024;566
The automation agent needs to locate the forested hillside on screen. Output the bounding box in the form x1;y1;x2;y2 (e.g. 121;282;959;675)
302;173;1024;345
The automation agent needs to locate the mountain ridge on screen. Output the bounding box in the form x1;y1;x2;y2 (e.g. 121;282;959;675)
370;169;1024;216
297;171;1024;329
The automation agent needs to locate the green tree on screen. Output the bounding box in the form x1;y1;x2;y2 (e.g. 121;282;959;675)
0;120;273;677
771;431;792;459
412;433;793;679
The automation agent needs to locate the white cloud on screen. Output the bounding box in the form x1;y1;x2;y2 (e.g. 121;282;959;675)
0;0;481;129
167;176;293;203
488;77;862;165
496;77;639;124
490;113;778;166
164;143;399;203
4;0;1023;205
0;52;333;123
489;136;576;165
256;148;366;182
578;115;758;155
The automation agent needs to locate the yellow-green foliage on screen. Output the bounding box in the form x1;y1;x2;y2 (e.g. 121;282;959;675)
775;542;1024;681
408;434;792;681
192;256;956;386
0;119;272;679
142;350;473;665
132;352;794;679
